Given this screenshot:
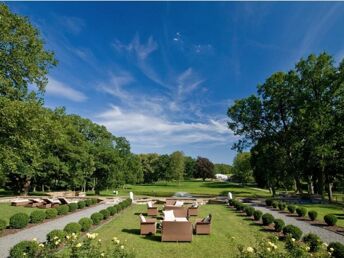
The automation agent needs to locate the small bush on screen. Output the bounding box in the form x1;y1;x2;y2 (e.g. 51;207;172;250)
278;202;286;211
68;203;78;212
271;201;278;209
57;204;69;215
262;213;274;226
328;242;344;258
107;206;116;216
0;219;7;231
308;210;318;221
47;229;65;244
64;222;81;234
253;210;263;221
100;209;110;219
9;213;29;229
115;204;122;211
9;240;40;258
91;212;104;225
113;205;119;214
78;200;86;209
244;206;255;217
296;207;307;217
324;214;337;226
30;210;46;223
274;219;285;232
265;199;273;206
287;205;296;214
85;199;92;207
303;233;322;252
45;208;58;219
78;217;93;232
91;198;97;204
283;225;303;240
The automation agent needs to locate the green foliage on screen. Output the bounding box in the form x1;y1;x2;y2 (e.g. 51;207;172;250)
214;163;232;175
77;201;86;209
9;213;29;229
278;202;286;211
46;229;65;245
265;199;273;206
57;204;69;215
232;152;253;185
91;198;97;204
68;203;78;212
324;214;337;226
45;208;58;219
99;209;110;219
167;151;185;182
261;213;274;226
107;206;116;216
287;205;296;214
244;206;255;217
303;233;322;252
328;242;344;258
0;219;7;231
308;210;318;221
85;199;92;207
253;210;262;221
296;207;307;217
9;240;40;258
30;210;46;223
195;156;215;181
273;219;285;232
91;212;103;225
283;225;303;240
78;217;93;232
271;201;278;209
64;222;82;234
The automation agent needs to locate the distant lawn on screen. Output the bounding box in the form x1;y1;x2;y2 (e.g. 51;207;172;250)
89;180;271;198
298;203;344;227
95;204;285;258
0;203;38;225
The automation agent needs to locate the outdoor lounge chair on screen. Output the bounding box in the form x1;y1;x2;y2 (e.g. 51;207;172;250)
139;214;157;235
195;214;212;235
42;198;61;208
27;198;51;208
161;220;193;242
11;199;31;206
188;203;199;216
58;197;78;205
163;205;188;218
147;201;158;216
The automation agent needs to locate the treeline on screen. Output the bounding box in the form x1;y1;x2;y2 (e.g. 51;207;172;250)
228;53;344;201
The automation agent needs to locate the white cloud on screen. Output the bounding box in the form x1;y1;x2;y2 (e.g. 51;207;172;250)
58;16;85;35
98;72;134;101
46;77;87;102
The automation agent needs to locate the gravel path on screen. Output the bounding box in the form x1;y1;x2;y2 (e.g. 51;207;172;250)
250;204;344;245
0;200;120;258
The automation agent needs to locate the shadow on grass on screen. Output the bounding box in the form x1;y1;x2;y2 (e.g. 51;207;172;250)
249;222;262;227
259;228;275;233
122;229;161;242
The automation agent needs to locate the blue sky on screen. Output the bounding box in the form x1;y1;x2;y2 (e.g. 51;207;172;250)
7;2;344;164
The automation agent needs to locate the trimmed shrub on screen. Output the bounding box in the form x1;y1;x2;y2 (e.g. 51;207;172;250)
265;199;273;206
308;210;318;221
85;199;92;207
91;198;97;204
78;200;86;209
328;242;344;258
274;219;285;232
324;214;337;226
287;205;296;214
244;206;255;217
30;210;46;223
91;212;104;225
113;205;119;214
9;213;29;229
45;208;58;219
253;210;263;221
57;204;69;215
0;219;7;231
100;209;110;219
303;233;322;252
271;201;278;209
283;225;303;240
47;229;65;244
262;213;274;226
79;217;93;232
9;240;40;258
64;222;81;234
68;203;78;212
107;206;116;216
278;202;286;211
296;207;307;217
115;204;122;211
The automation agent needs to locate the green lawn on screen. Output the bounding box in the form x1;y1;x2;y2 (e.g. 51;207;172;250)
0;203;38;225
94;204;284;258
298;203;344;227
89;180;271;198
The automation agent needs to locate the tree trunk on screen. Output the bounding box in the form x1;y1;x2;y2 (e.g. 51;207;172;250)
294;176;303;194
327;182;333;202
307;176;314;195
42;184;45;192
22;179;31;196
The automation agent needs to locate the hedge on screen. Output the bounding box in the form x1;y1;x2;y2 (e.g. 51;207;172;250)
78;200;86;209
30;210;46;223
47;229;65;245
244;206;255;217
287;205;296;214
100;209;110;219
324;214;337;226
79;217;93;232
107;206;116;216
296;207;307;217
9;240;40;258
68;203;78;212
64;222;82;234
303;233;322;252
10;213;29;229
262;213;274;226
308;211;318;221
253;210;263;221
265;199;273;206
328;242;344;258
91;212;104;225
85;199;93;207
57;204;69;215
278;202;286;211
45;208;58;219
283;224;303;240
274;219;285;232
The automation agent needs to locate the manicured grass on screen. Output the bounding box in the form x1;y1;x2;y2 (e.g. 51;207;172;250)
89;180;271;198
298;203;344;227
0;203;38;225
95;204;285;258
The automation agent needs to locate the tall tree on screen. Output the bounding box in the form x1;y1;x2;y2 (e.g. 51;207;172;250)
195;157;215;181
232;152;253;185
167;151;185;183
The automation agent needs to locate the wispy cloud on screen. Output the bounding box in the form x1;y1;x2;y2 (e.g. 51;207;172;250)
58;16;85;35
46;77;87;102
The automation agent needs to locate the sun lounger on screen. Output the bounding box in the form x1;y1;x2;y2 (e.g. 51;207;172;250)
58;197;78;205
11;199;31;206
42;198;61;208
139;214;157;235
28;198;51;208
